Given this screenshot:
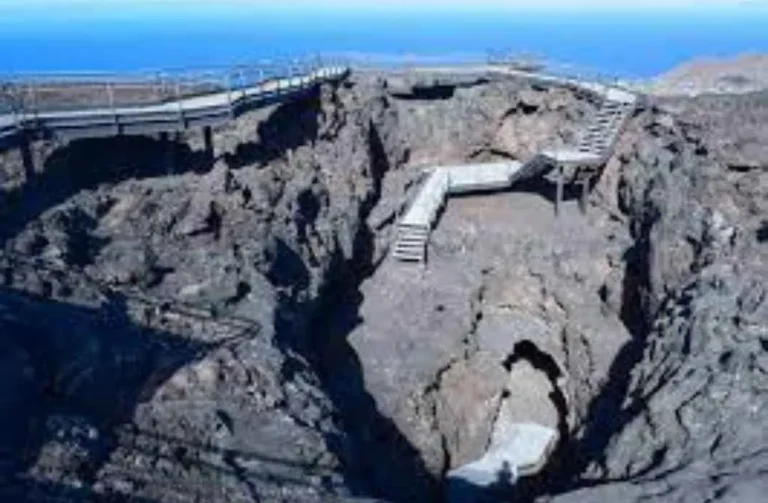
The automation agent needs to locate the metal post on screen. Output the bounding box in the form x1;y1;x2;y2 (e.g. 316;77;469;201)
20;133;34;182
26;83;37;119
555;166;564;217
155;72;163;102
175;79;184;128
203;126;214;167
11;84;22;131
579;176;590;215
106;81;119;134
160;131;178;175
238;69;247;99
225;74;233;117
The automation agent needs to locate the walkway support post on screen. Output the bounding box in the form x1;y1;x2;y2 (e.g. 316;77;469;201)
579;176;590;215
238;68;247;101
106;81;119;134
20;133;34;183
554;165;564;217
160;131;176;175
225;74;235;119
175;79;184;129
154;72;163;103
203;126;214;168
26;83;37;119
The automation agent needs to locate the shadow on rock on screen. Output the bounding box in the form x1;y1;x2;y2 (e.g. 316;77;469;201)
268;121;440;500
508;173;597;208
1;478;159;503
0;135;212;245
225;88;322;169
548;239;654;493
0;285;217;493
757;221;768;243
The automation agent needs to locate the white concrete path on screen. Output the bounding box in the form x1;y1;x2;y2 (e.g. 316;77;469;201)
393;74;638;264
393;161;538;262
447;423;558;501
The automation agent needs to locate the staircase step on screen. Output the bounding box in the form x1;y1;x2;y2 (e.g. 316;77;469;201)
396;230;429;239
394;241;425;248
396;231;428;238
395;242;426;251
397;224;430;231
393;254;424;263
396;235;428;243
393;246;425;255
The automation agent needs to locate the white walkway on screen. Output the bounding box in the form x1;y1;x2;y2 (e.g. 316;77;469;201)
393;160;551;261
0;66;348;143
393;75;637;263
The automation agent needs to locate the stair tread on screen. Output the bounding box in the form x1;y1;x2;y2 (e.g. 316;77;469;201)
392;250;424;257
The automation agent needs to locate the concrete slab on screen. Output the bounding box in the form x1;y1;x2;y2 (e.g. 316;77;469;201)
447;423;557;500
541;148;602;166
401;169;449;227
445;162;523;194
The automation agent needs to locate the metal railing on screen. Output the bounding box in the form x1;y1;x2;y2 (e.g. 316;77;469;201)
0;55;349;117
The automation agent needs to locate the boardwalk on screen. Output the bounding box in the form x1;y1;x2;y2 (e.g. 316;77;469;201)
0;65;348;146
393;71;638;263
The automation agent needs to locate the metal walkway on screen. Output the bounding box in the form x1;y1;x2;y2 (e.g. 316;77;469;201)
393;77;637;263
0;64;348;146
393;160;552;261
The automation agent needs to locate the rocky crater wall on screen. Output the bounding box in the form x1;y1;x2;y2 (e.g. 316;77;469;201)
0;71;766;503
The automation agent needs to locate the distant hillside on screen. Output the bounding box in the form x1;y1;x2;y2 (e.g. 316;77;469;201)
650;53;768;96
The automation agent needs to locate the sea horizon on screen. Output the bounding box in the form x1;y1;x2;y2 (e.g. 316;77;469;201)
1;5;767;78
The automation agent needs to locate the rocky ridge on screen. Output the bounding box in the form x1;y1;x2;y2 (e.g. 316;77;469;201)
0;68;766;502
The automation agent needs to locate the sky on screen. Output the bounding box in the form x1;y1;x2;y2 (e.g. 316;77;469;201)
1;0;767;15
1;0;767;26
0;0;766;75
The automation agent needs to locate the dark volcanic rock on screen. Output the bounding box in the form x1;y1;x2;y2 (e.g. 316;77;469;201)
550;96;768;501
2;68;767;503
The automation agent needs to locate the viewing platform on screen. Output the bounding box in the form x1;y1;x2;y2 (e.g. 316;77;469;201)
0;63;349;147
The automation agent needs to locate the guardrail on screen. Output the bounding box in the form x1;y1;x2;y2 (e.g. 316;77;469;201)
0;55;349;117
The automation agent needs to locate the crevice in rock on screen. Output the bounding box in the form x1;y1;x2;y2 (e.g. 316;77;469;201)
0;135;214;247
549;242;653;494
0;284;219;490
270;117;439;501
757;221;768;243
393;85;456;100
224;88;323;170
390;78;491;102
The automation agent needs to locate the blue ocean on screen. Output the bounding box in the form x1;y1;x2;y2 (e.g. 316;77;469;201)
0;7;767;78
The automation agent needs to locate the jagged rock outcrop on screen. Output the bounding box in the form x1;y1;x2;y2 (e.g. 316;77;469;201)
0;75;408;502
2;68;766;503
550;93;768;501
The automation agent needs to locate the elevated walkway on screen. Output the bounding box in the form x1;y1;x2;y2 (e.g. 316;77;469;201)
394;76;637;263
393;160;553;262
0;65;348;146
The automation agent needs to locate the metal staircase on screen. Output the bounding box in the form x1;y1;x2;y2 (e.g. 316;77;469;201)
392;169;450;262
391;77;638;265
577;98;635;159
392;224;431;262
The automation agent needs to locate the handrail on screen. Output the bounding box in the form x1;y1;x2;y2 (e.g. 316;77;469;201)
0;55;349;117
